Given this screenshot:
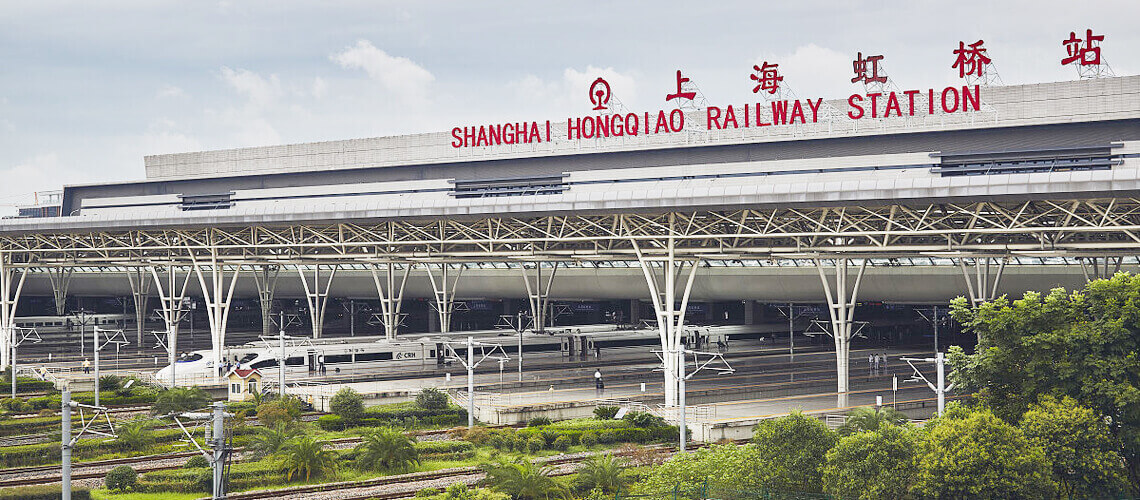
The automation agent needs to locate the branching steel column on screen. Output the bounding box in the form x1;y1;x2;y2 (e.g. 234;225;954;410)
631;233;700;408
1079;256;1124;282
520;262;558;334
424;263;462;334
150;265;192;386
252;265;280;336
815;258;868;407
46;267;73;317
297;264;336;338
369;262;412;340
0;257;27;370
125;267;152;348
958;257;1008;306
192;254;241;384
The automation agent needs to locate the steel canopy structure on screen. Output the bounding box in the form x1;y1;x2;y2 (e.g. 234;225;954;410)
2;75;1139;402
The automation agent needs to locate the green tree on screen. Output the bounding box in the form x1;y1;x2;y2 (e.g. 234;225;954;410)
279;436;338;481
421;484;511;500
416;387;449;409
248;422;301;459
354;427;420;472
630;444;766;495
151;386;210;415
257;396;302;427
837;406;908;436
330;387;365;422
1020;396;1128;499
104;465;137;492
822;424;920;500
480;458;568;500
572;453;628;494
948;274;1140;491
914;406;1055;499
751;412;838;493
114;417;155;451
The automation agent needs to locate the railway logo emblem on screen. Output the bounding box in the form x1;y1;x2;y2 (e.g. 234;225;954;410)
589;77;611;110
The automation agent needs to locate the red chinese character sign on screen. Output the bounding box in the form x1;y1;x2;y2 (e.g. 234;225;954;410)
666;70;697;102
851;52;887;86
953;39;1001;86
750;62;783;95
1062;29;1114;79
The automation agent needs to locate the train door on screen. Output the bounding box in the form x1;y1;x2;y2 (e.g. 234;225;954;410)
436;342;445;365
560;336;572;357
308;350;318;372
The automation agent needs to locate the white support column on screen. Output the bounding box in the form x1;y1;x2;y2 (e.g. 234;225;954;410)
0;256;28;370
520;262;559;334
631;237;700;408
369;262;412;340
150;265;192;386
957;256;1008;307
252;265;280;336
296;264;336;338
192;255;241;384
1079;256;1123;282
47;267;73;317
125;267;153;348
425;263;462;333
814;258;868;407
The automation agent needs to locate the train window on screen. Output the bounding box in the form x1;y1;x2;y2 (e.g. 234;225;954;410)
429;350;436;358
239;354;258;363
180;353;203;362
251;359;277;369
324;354;352;363
354;352;393;362
285;357;305;366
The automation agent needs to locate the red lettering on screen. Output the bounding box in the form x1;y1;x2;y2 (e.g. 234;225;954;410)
464;126;476;147
744;104;750;127
928;89;935;114
545;120;551;142
489;124;502;145
476;126;488;147
707;106;723;130
941;86;959;113
867;93;882;118
655;111;669;133
903;90;920;116
790;100;805;124
530;122;542;143
610;115;624;137
644;112;650;135
583;116;596;138
847;94;864;119
723;105;738;129
626;113;639;136
567;118;580;140
597;115;609;138
670;109;684;132
756;103;771;127
451;127;462;148
771;100;790;125
962;85;980;112
503;123;515;145
884;92;901;118
806;98;822;123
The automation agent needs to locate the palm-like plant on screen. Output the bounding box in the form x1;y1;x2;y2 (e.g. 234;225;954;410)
838;406;908;435
354;427;420;472
279;436;338;481
481;458;568;500
115;417;155;451
151;387;210;415
571;453;628;494
249;423;301;459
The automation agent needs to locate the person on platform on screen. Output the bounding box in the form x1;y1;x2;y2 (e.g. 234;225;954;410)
594;370;604;396
82;359;91;374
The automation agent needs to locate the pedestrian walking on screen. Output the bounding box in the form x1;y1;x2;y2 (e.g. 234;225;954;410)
594;369;604;396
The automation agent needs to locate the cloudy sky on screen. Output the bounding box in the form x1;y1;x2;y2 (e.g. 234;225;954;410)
1;1;1136;214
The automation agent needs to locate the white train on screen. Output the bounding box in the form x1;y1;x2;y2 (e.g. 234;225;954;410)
14;313;131;332
154;324;765;386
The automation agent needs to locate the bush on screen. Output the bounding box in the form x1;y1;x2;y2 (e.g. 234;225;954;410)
552;435;571;451
99;374;123;391
580;432;599;447
597;430;617;444
526;436;544;453
527;416;552;427
416;387;449;409
316;401;466;431
416;440;475;459
594;406;619;420
151;386;209;415
622;411;665;428
105;465;138;492
330;387;365;422
0;485;91;499
183;455;209;469
256;397;302;427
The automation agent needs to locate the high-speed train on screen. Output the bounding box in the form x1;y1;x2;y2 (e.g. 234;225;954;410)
154;324;769;386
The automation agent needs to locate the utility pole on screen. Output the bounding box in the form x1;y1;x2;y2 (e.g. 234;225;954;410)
92;327;127;407
61;388;71;500
915;305;943;353
661;348;734;453
901;352;954;416
9;327;40;398
678;349;687;452
279;312;286;398
517;311;523;382
211;402;226;500
441;336;508;429
467;337;474;428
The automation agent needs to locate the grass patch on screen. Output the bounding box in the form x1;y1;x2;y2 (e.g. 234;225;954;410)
90;490;202;500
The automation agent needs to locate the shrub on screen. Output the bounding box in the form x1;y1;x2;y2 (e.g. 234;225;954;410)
751;412;838;494
416;387;449;409
489;433;508;450
0;485;91;499
622;411;665;428
151;386;210;415
527;416;552;427
593;406;619;420
597;430;617;444
99;374;123;391
256;397;302;427
552;435;571;452
330;387;365;422
354;427;419;472
463;426;493;445
580;432;598;447
105;465;138;492
525;436;544;453
509;433;526;452
183;455;209;469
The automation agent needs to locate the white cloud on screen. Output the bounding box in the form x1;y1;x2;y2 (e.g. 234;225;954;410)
156;85;186;99
330;40;434;99
219;66;283;108
757;44;854;100
508;65;639;115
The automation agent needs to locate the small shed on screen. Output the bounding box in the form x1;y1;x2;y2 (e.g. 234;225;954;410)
226;368;263;402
